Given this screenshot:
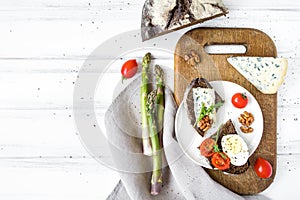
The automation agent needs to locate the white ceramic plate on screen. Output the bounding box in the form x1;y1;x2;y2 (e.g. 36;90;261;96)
175;81;264;169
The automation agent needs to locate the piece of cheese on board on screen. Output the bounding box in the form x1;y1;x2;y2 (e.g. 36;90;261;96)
227;57;288;94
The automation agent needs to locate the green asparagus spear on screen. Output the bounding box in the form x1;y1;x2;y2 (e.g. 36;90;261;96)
147;90;162;195
154;65;164;143
141;53;152;156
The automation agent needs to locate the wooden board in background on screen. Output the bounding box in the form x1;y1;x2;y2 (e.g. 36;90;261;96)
174;28;277;194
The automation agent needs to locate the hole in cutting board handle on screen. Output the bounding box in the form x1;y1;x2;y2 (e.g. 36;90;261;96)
204;44;247;54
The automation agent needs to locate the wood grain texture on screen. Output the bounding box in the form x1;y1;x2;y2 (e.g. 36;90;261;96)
174;28;277;194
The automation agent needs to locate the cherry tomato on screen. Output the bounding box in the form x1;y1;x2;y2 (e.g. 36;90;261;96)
211;152;230;170
121;59;138;81
254;157;273;178
199;138;216;157
231;93;248;108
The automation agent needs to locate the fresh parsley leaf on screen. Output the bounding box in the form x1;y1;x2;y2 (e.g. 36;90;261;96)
194;102;224;127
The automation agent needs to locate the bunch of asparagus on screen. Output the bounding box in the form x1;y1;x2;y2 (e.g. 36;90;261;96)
141;52;165;195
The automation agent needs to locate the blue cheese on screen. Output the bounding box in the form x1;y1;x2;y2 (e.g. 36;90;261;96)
227;57;288;94
192;88;216;127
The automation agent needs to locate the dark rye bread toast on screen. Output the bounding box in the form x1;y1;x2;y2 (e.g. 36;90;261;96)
183;78;224;136
214;119;250;174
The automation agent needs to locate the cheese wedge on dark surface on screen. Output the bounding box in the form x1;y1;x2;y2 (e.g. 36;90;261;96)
227;57;288;94
141;0;228;41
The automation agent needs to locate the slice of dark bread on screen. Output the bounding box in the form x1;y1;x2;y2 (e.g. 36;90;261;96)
214;119;250;174
141;0;228;41
184;78;224;136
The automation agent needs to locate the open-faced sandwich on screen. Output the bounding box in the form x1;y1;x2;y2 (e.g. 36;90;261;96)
199;119;250;174
184;78;251;174
184;78;224;136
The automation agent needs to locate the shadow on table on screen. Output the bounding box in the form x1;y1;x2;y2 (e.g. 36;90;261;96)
244;195;271;200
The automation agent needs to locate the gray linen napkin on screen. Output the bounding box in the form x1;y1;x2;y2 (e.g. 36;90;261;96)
105;76;246;200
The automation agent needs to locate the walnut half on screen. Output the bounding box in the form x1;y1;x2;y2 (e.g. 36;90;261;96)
238;111;254;133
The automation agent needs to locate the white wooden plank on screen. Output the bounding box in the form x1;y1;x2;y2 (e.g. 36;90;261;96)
0;107;299;157
0;4;299;59
0;0;300;14
0;109;86;156
0;61;298;157
0;57;298;108
0;75;297;109
0;157;120;200
0;155;298;199
0;18;299;58
0;0;299;199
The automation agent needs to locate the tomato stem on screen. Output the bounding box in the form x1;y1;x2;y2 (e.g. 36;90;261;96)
121;76;127;84
242;93;247;99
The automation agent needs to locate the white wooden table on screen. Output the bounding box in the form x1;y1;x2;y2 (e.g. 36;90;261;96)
0;0;299;199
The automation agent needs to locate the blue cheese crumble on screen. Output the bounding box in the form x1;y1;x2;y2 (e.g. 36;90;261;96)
192;88;216;127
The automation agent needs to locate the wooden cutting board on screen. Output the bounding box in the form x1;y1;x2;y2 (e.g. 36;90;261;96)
174;28;277;194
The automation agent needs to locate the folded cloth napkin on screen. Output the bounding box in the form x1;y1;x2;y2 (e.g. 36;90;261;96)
105;76;248;200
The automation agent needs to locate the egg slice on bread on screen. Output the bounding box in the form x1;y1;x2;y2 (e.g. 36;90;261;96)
215;119;250;174
221;134;249;166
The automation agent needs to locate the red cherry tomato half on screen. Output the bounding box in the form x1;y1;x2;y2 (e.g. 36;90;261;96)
121;59;138;80
211;152;231;170
199;138;216;157
231;93;248;108
254;157;273;178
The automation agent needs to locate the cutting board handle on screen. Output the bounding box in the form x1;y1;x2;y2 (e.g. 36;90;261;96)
192;28;277;56
204;44;247;55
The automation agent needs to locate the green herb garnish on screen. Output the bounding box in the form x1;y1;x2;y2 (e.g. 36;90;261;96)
211;123;223;142
194;102;224;127
211;123;225;158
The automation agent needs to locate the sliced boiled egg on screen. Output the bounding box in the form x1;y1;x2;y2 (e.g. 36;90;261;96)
221;134;249;166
